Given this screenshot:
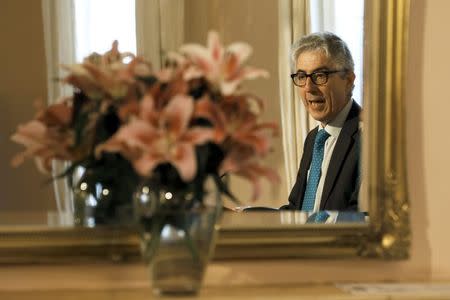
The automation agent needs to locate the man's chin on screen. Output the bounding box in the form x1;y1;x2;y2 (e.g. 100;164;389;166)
309;111;328;123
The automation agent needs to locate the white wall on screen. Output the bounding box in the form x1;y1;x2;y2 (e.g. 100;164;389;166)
418;0;450;280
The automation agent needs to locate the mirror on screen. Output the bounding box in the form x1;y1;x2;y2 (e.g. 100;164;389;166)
0;0;410;262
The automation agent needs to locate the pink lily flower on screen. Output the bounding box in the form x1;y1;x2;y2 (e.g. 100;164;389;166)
194;96;278;155
193;96;279;200
10;101;75;173
179;31;269;95
96;94;215;181
63;41;150;100
220;142;280;201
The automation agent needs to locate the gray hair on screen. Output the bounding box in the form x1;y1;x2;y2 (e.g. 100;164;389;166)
290;32;354;73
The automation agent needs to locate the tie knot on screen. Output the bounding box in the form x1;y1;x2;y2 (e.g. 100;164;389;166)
315;129;330;146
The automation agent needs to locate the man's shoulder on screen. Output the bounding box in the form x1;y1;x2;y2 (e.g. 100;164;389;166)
342;101;362;136
347;100;362;121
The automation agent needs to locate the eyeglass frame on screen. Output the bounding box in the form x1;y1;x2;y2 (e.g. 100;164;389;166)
290;69;348;87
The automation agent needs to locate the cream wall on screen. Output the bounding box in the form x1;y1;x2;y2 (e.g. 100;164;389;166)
417;0;450;280
0;0;54;212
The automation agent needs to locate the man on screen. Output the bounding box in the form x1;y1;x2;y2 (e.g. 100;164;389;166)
282;32;361;212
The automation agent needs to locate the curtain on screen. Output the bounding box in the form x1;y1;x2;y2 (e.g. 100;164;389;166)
310;0;336;32
135;0;185;68
41;0;77;224
278;0;312;194
41;0;76;103
310;0;364;105
41;0;185;223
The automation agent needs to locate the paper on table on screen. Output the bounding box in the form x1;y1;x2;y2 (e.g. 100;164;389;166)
336;283;450;296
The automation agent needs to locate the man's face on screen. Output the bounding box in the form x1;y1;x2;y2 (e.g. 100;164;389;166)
295;50;355;125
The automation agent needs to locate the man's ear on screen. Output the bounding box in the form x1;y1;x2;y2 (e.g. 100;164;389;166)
346;72;356;89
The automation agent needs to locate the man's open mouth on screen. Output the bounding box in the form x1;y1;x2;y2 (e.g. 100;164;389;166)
308;99;325;104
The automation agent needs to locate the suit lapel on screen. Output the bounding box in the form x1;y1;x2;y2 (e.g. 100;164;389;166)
320;102;360;210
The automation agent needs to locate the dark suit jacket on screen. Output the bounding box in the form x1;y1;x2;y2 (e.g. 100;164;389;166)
282;101;361;211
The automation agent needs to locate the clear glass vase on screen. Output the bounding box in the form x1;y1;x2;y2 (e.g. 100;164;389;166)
134;181;222;295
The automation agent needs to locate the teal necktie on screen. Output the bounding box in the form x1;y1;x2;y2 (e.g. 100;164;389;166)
306;211;330;223
301;129;330;211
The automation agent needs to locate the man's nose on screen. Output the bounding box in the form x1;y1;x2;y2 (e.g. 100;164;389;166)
303;76;317;92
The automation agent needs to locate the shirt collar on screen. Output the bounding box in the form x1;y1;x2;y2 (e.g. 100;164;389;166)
317;99;353;138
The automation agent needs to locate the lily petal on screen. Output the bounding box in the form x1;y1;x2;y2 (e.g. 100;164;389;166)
170;143;196;181
139;94;156;123
162;95;193;139
208;31;224;63
181;127;215;144
227;42;253;66
179;44;213;74
133;152;161;176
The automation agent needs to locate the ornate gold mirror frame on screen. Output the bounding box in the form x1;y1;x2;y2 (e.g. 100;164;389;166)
0;0;410;263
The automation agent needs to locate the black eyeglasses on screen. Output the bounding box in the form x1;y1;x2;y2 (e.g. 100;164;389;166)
290;69;347;87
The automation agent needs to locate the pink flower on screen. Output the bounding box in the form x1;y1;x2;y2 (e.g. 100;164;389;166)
194;96;278;155
63;41;150;100
194;96;279;200
220;143;280;201
10;101;74;173
96;94;215;181
179;31;269;95
10;33;279;203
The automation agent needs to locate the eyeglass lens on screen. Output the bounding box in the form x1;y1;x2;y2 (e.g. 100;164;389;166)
295;72;328;86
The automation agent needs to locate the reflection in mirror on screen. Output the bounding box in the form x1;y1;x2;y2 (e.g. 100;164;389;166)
1;0;368;232
6;1;286;223
279;32;362;217
275;0;366;219
0;0;411;262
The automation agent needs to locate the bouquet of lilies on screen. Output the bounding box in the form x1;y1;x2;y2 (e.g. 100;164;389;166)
11;31;279;213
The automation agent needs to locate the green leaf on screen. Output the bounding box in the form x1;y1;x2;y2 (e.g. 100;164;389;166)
214;174;240;204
